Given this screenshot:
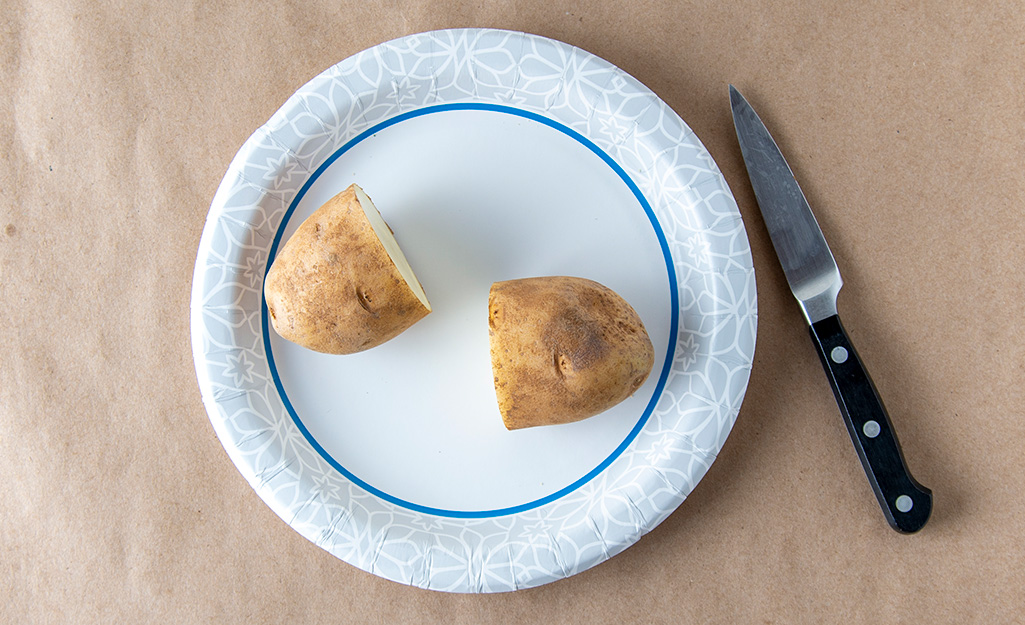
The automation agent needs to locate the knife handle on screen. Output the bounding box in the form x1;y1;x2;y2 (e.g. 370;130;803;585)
809;315;932;533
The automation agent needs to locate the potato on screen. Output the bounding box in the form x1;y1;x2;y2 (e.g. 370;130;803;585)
264;184;431;354
488;276;654;430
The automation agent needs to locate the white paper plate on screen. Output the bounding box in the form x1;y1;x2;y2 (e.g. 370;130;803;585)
191;28;756;593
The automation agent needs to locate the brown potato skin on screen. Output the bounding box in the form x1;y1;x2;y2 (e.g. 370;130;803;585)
264;185;429;354
489;276;655;430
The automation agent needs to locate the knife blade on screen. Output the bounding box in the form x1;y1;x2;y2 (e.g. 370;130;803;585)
729;85;932;533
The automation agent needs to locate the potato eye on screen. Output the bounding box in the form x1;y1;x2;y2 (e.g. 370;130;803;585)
355;286;374;313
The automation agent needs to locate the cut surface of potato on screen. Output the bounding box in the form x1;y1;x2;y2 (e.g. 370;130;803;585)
489;276;654;430
352;184;430;310
264;184;430;354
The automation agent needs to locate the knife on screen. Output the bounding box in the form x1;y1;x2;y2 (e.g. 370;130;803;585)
729;85;932;533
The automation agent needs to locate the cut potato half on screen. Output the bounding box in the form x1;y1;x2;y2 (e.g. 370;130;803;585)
264;184;431;354
489;276;654;430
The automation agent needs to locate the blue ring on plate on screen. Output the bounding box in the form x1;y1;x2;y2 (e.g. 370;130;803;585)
262;103;679;518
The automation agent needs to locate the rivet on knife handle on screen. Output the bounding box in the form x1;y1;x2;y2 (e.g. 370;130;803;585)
810;315;932;533
729;85;932;532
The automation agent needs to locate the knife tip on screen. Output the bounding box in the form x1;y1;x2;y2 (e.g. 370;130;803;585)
728;84;745;109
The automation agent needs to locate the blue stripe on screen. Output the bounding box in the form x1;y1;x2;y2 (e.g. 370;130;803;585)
261;102;679;518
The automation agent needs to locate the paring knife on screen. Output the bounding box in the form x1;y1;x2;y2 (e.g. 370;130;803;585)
729;85;932;533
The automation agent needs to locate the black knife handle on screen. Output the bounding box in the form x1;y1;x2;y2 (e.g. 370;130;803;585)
809;315;932;533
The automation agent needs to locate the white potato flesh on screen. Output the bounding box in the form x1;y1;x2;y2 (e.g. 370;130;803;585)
353;184;431;312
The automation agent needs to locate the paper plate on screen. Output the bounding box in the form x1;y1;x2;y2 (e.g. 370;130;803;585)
190;28;756;592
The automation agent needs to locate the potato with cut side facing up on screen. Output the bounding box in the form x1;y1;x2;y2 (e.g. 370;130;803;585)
488;276;654;430
264;183;431;354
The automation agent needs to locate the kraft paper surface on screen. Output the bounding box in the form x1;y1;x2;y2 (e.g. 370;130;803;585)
2;1;1022;622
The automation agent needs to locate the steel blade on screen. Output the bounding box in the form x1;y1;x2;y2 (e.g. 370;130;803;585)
730;85;842;324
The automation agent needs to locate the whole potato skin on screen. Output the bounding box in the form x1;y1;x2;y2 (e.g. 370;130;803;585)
264;185;430;354
489;276;655;430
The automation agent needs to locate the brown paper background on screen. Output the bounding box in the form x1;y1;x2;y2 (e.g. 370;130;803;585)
2;0;1022;622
